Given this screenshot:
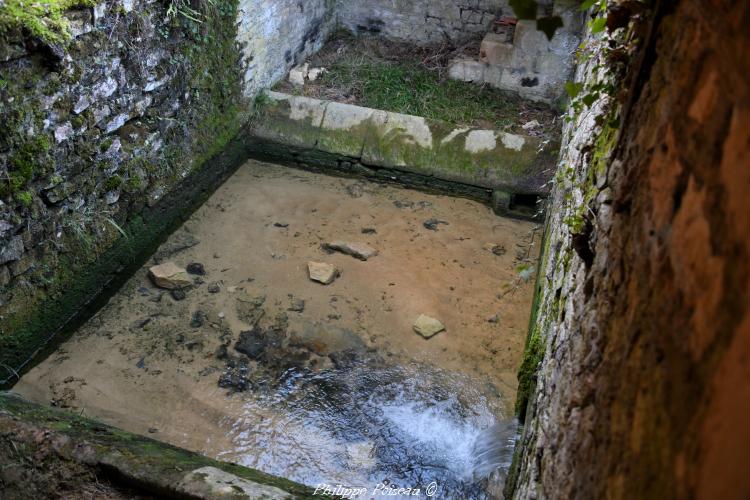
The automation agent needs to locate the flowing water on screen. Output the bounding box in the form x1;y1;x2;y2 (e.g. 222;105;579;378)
214;360;518;496
13;160;537;498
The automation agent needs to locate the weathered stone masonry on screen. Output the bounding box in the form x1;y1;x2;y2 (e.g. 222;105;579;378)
510;1;750;498
0;0;335;384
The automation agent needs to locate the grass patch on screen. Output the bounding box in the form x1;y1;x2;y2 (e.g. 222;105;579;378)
0;0;96;45
323;58;529;129
275;34;557;132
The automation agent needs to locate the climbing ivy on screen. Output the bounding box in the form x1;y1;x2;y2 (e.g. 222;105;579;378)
565;0;647;121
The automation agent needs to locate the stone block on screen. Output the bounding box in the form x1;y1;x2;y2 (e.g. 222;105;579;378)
479;33;515;66
362;111;437;171
448;58;486;82
250;91;326;149
317;102;382;158
514;20;551;54
177;466;292;499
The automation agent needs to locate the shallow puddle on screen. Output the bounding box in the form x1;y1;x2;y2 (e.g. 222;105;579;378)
13;160;539;497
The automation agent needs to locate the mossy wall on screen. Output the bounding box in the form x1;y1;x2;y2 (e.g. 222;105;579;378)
508;1;750;498
0;0;326;385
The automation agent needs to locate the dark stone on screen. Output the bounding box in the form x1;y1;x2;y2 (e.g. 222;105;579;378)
234;325;285;360
273;222;289;228
423;218;449;231
208;282;221;293
0;237;24;265
218;359;252;392
361;228;377;234
186;262;205;275
171;289;186;301
287;296;305;312
190;310;205;328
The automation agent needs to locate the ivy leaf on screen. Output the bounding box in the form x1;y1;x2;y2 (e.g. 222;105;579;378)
591;16;607;33
565;81;584;99
509;0;538;20
536;16;563;40
582;92;599;107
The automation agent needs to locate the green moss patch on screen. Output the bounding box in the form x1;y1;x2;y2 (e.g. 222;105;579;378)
0;0;96;45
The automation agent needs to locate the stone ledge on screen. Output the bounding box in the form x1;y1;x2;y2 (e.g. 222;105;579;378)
0;392;321;499
249;91;557;198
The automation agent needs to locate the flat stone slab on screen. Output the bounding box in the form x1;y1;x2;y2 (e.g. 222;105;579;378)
148;262;191;289
317;101;382;158
324;241;378;261
252;91;326;149
413;314;446;338
248;91;557;196
308;261;338;284
177;466;292;499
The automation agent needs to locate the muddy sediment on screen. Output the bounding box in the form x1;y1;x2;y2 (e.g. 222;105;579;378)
13;160;539;494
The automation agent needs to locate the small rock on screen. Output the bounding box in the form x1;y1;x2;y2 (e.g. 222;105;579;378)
324;241;378;261
413;314;446;339
0;236;24;265
487;314;500;323
393;200;414;209
346;183;365;198
227;286;238;293
308;67;326;81
308;261;338;285
289;64;308;86
288;296;305;312
171;289;186;301
361;227;377;235
483;243;507;256
273;222;289;228
148;428;158;434
148;262;191;289
207;282;221;293
423;218;449;231
186;262;206;275
190;311;205;328
522;119;541;131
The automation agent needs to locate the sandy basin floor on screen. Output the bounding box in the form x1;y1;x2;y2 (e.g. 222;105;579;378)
13;160;539;488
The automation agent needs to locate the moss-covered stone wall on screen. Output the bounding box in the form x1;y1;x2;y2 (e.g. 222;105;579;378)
0;0;330;385
508;1;750;498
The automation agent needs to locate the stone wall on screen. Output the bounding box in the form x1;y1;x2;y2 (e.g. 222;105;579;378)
449;1;583;103
335;0;510;45
236;0;335;98
0;0;332;384
510;1;750;498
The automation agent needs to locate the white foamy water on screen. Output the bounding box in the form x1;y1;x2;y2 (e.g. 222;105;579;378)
215;362;517;498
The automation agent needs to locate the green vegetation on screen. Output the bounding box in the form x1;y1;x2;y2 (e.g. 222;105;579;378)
104;175;123;191
2;136;52;197
0;0;96;45
15;190;33;207
321;58;539;129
